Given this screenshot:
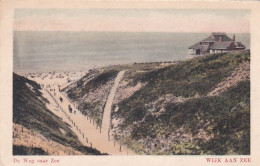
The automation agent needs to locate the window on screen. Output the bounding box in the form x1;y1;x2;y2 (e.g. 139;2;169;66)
202;42;208;45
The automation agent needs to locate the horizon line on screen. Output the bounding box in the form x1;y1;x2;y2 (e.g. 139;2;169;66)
13;30;251;34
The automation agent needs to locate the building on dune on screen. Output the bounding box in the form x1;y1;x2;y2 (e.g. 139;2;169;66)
188;32;246;56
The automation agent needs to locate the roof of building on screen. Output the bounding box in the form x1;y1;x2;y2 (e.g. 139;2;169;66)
234;42;246;49
188;42;201;49
212;32;226;35
200;33;233;43
212;34;233;42
201;36;215;42
210;41;232;50
189;32;246;50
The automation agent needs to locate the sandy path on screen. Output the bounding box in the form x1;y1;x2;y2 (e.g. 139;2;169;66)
36;71;134;155
101;70;126;138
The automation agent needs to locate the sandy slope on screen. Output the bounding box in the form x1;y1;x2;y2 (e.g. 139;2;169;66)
208;61;250;96
13;123;83;155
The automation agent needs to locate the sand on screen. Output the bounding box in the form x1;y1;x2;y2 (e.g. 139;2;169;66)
27;70;135;155
102;70;126;137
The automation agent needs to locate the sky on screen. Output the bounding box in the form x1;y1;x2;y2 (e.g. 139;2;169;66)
14;9;250;33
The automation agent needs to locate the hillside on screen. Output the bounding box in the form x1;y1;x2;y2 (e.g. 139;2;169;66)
65;50;250;155
62;69;119;126
13;73;102;155
62;63;170;126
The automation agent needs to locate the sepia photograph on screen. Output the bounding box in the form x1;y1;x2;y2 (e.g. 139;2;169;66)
1;1;260;166
12;8;250;156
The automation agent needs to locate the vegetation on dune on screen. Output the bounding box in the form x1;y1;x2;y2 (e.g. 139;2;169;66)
65;69;119;126
65;64;169;127
79;102;104;126
13;145;48;155
67;69;118;99
123;81;249;155
117;51;250;126
13;73;102;155
64;50;250;155
113;51;250;155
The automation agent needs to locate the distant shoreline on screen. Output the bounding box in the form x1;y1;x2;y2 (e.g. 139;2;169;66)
14;60;181;75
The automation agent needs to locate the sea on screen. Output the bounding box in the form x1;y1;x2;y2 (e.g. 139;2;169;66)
14;31;250;74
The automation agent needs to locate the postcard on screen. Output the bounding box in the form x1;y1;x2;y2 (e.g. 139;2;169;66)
0;0;260;166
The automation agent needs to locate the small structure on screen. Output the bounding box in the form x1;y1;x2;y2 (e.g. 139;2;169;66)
188;32;246;56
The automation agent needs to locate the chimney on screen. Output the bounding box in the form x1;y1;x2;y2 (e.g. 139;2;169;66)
233;35;235;41
219;36;222;43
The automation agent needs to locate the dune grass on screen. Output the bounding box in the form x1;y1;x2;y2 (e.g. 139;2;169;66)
115;51;250;155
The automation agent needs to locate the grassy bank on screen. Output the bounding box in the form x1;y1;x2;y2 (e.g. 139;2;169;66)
114;51;250;155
